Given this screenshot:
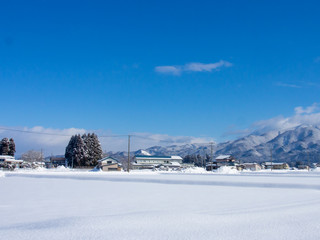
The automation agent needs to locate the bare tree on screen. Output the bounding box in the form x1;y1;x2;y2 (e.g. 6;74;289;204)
21;150;44;162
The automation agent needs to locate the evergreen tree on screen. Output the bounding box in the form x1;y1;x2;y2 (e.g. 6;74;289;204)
65;135;88;167
8;138;16;156
65;133;102;167
205;154;211;163
0;138;10;155
81;133;90;166
183;155;192;163
65;135;76;166
82;133;103;166
90;133;103;166
196;154;202;167
73;134;88;167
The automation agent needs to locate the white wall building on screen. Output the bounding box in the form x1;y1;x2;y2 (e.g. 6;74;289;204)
132;155;183;169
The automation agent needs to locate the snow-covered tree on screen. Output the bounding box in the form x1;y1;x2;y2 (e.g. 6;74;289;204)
65;133;102;167
0;138;10;155
21;150;43;162
8;138;16;156
65;134;88;167
65;135;76;166
83;133;103;166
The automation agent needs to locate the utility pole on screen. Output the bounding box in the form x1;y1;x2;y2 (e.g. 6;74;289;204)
210;142;214;162
308;151;310;172
127;135;131;172
270;148;273;171
202;148;206;169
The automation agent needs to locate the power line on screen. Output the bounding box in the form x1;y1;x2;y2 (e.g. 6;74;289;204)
0;127;216;149
0;127;127;138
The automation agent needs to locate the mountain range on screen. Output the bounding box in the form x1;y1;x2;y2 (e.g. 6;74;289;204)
108;125;320;164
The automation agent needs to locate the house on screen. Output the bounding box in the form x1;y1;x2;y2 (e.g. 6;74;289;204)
297;164;310;170
98;157;122;171
132;155;183;170
50;157;66;167
262;162;289;170
0;155;23;165
0;155;23;169
206;162;219;171
205;155;239;171
215;155;238;167
215;155;236;162
241;163;261;171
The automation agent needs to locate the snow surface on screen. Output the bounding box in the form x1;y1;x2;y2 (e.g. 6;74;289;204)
1;169;320;240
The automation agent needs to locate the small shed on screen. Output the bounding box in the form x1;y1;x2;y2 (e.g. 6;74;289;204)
50;157;66;167
297;164;310;170
241;163;261;171
263;162;289;170
206;162;219;171
98;157;122;171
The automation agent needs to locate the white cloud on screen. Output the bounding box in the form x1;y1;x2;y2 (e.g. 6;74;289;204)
154;66;182;75
0;126;86;156
155;60;232;75
184;61;232;72
253;103;320;132
0;126;213;156
129;132;213;150
221;103;320;138
294;103;318;115
276;82;301;88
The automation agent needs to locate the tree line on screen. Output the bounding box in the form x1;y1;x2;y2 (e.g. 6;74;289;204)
183;154;211;167
0;138;16;156
65;133;103;167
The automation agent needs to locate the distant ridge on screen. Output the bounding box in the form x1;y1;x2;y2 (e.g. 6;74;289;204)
107;124;320;164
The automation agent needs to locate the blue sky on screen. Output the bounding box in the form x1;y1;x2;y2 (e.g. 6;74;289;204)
1;0;320;154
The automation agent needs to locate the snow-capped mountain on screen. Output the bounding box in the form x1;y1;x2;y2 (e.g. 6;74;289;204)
108;125;320;163
135;149;152;156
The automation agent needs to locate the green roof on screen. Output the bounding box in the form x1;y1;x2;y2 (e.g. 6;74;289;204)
135;155;171;158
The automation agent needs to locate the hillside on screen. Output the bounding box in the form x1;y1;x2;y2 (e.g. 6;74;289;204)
108;125;320;164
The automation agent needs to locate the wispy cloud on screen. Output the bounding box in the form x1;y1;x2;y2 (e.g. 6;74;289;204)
275;81;320;89
314;56;320;63
155;60;232;75
275;82;302;88
154;66;181;75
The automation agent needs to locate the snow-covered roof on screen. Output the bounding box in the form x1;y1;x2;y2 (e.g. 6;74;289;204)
216;155;231;160
135;155;171;159
264;162;286;166
6;159;23;163
0;155;15;159
98;157;119;163
170;162;181;167
135;155;183;160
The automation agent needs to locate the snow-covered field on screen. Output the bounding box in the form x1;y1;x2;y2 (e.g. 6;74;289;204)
1;168;320;240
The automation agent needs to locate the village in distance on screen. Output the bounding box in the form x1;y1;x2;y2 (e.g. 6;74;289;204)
1;126;320;173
